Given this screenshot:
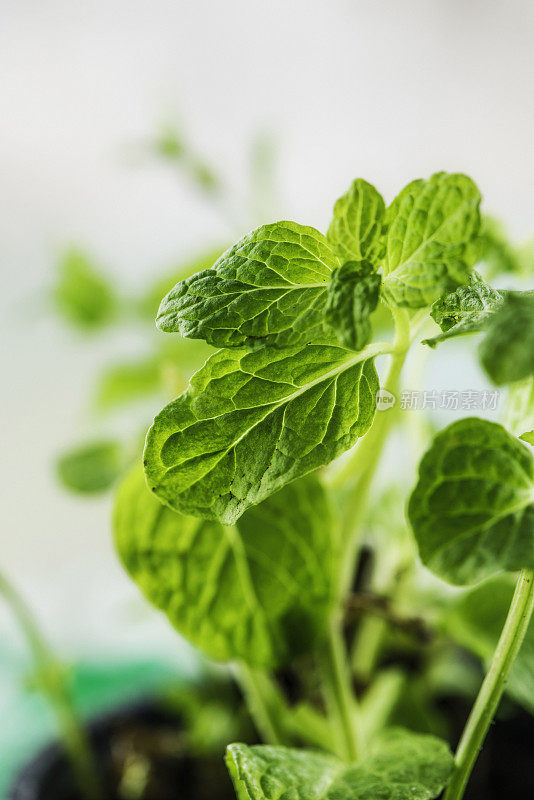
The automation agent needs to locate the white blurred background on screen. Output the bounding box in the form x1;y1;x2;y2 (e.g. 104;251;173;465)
1;0;533;664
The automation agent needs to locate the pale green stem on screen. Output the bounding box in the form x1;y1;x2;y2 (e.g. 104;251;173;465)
0;570;101;799
444;568;534;800
331;308;412;601
236;664;287;745
352;614;387;682
320;619;360;761
319;311;423;760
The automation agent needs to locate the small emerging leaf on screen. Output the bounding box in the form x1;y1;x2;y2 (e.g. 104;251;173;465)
520;431;534;446
144;343;379;523
114;468;336;668
226;729;453;800
480;292;534;385
327;179;386;264
382;172;481;308
409;418;534;585
156;222;337;348
324;261;381;351
423;271;503;348
57;440;125;494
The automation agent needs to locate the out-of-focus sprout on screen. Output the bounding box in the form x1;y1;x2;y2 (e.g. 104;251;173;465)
0;570;101;799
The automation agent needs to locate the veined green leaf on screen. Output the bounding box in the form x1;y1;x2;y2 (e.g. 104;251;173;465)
408;418;534;585
114;467;337;668
327;179;386;263
422;272;503;348
479;292;534;385
53;249;117;331
144;342;381;523
56;439;125;494
324;261;381;351
446;575;534;714
382;172;481;308
156;222;338;348
226;729;453;800
136;247;225;322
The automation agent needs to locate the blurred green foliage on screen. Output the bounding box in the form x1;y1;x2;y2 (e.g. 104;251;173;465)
53;249;118;331
56;439;126;494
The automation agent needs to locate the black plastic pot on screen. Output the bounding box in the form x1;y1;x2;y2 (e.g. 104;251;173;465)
8;699;235;800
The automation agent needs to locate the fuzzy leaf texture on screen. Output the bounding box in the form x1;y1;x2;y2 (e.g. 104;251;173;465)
382;172;481;308
114;467;336;668
324;261;382;350
226;729;453;800
479;292;534;385
446;575;534;714
326;179;386;263
409;418;534;585
423;272;504;348
144;343;379;523
156;222;338;348
57;439;125;494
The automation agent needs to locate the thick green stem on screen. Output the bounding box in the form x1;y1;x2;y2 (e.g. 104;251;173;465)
444;569;534;800
0;570;101;799
237;664;287;745
320;619;360;761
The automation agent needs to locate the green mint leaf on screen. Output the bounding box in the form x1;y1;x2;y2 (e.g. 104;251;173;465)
327;179;386;263
446;576;534;714
520;430;534;445
324;261;382;351
408;417;534;585
56;439;125;494
479;292;534;385
382;172;481;308
114;467;336;668
53;248;118;331
226;729;453;800
137;247;225;322
422;271;504;348
156;222;338;348
144;343;379;523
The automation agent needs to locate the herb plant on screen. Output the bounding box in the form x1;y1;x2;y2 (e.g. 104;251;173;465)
113;171;534;799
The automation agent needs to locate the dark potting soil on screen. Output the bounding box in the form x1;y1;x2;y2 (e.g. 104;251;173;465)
8;699;237;800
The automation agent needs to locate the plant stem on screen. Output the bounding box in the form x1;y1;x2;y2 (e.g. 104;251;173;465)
331;308;412;601
0;569;101;800
236;664;287;745
444;568;534;800
320;619;360;761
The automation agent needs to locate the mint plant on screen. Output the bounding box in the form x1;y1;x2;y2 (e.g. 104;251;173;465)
113;171;534;799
